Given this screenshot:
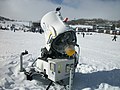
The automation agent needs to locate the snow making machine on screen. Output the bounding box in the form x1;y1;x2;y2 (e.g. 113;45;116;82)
20;7;80;90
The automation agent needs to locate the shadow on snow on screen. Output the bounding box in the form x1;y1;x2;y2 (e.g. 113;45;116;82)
73;69;120;89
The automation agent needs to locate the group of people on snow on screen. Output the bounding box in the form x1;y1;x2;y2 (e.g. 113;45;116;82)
80;32;118;41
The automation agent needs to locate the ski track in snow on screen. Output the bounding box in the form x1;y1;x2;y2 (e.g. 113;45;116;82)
0;30;120;90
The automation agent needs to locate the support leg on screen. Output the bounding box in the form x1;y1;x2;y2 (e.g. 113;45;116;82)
46;81;53;90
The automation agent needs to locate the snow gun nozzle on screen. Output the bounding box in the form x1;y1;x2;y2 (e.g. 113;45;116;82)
21;50;28;55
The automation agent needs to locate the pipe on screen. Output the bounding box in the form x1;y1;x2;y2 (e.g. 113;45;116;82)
69;68;73;90
20;50;28;72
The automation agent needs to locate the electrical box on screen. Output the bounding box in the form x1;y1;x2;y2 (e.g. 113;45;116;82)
36;58;74;82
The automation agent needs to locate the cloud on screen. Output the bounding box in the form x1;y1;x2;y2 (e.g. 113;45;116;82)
0;0;120;21
47;0;80;8
48;0;63;4
62;0;81;8
0;0;58;21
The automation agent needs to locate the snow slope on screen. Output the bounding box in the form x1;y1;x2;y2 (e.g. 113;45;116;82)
0;30;120;90
74;33;120;90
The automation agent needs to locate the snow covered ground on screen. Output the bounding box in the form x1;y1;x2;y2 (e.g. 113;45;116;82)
0;30;120;90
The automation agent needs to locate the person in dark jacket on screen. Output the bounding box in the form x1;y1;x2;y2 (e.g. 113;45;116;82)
112;34;117;41
82;32;85;38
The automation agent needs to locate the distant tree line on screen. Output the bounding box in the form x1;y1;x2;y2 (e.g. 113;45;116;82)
1;15;120;28
0;16;14;21
67;18;120;28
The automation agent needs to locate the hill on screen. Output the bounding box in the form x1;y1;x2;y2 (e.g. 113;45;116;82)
67;18;120;28
0;16;14;21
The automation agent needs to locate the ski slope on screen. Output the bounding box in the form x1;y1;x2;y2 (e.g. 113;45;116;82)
0;30;120;90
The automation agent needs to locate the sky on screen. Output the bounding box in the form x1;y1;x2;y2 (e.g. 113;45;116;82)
0;0;120;21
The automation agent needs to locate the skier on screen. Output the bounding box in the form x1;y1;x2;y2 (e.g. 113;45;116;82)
112;34;117;41
11;24;15;32
82;32;85;38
